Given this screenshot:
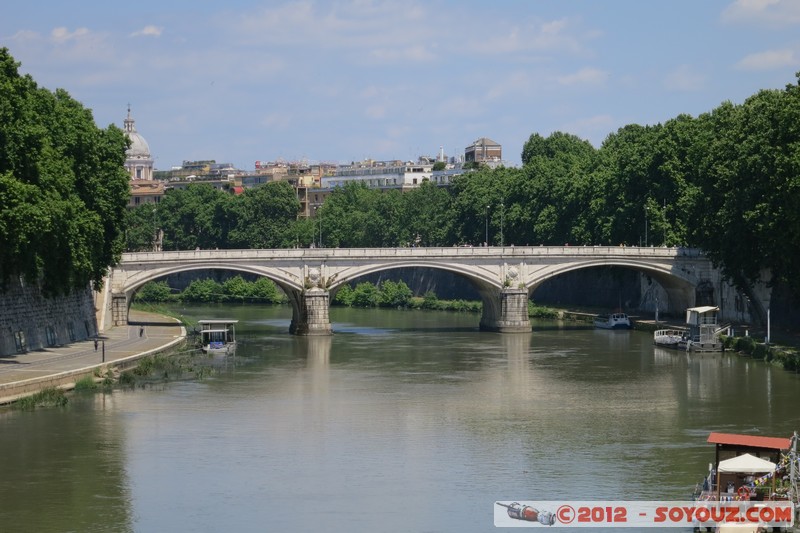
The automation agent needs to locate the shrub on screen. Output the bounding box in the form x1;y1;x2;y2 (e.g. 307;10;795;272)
182;279;222;302
422;290;438;309
249;277;285;303
379;280;413;307
351;282;380;308
135;281;174;302
333;284;355;306
222;275;249;302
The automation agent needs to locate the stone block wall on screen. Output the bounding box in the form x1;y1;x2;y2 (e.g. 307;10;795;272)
0;278;97;357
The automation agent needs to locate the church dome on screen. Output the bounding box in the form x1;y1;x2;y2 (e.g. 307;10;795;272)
123;106;154;181
123;106;151;159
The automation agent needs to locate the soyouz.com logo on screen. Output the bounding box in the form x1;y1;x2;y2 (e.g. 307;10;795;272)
494;501;795;528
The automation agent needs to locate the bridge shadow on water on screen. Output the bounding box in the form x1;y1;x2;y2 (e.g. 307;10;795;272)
332;325;480;335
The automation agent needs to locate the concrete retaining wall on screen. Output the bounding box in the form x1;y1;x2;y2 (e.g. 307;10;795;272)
0;279;98;357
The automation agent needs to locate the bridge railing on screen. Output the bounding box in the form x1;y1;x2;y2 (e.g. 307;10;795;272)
121;246;704;263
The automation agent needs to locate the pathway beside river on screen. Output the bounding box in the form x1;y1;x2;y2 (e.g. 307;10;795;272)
0;310;185;404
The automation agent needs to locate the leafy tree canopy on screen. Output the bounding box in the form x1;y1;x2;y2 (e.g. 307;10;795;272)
0;48;129;295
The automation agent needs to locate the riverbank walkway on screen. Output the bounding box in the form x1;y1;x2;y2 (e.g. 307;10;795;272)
0;310;185;404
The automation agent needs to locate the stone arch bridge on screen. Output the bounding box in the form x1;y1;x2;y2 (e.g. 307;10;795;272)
102;246;767;335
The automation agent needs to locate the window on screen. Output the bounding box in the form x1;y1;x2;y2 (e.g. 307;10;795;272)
14;330;26;353
46;326;58;346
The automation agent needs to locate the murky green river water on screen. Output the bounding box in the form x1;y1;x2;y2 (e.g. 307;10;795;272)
1;305;798;532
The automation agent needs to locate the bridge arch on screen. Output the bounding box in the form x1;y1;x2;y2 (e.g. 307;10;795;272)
325;261;512;332
524;258;699;315
110;262;307;332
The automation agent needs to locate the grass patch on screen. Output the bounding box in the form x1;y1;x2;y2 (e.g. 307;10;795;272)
14;387;68;410
73;375;98;392
116;344;215;388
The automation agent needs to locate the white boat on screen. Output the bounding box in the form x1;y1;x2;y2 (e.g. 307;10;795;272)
593;312;632;330
653;328;687;348
198;320;238;354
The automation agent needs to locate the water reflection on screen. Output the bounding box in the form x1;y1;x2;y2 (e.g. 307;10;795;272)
1;305;798;533
0;396;132;532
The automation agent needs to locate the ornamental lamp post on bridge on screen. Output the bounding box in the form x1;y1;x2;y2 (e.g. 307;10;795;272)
485;204;490;246
500;199;504;247
314;206;322;248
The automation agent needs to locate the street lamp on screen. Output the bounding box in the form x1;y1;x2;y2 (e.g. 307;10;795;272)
485;205;490;246
644;205;649;247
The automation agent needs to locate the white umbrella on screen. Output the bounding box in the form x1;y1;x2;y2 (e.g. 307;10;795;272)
717;453;776;474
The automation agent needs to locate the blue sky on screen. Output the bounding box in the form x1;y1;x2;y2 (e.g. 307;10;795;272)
2;0;800;170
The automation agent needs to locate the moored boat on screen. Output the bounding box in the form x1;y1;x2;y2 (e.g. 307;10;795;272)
198;319;238;354
692;431;798;508
594;312;632;330
653;328;687;348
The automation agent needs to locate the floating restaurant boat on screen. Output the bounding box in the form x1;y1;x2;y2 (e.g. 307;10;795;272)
653;306;730;352
682;306;729;352
593;312;632;330
198;319;238;354
693;431;798;503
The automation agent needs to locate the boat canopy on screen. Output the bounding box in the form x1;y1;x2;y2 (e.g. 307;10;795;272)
707;432;791;450
717;453;776;474
687;306;719;314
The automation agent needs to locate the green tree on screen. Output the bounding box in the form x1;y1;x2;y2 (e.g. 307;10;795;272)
689;80;800;297
156;185;231;250
248;277;285;303
182;279;222;302
378;280;413;307
351;282;380;307
222;275;249;302
125;204;160;252
227;181;301;248
333;284;355;306
134;281;173;302
0;48;129;294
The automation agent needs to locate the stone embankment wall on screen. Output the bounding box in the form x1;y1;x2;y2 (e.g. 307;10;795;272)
0;279;97;357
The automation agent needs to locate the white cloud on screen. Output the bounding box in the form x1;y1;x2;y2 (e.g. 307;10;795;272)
468;17;584;56
557;67;608;87
51;26;90;43
664;65;706;92
722;0;800;25
736;48;798;70
131;25;163;38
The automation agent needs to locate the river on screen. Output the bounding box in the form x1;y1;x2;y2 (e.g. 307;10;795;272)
1;305;798;532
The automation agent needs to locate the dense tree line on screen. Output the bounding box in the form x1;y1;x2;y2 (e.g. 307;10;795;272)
0;49;130;295
134;276;285;304
126;74;800;299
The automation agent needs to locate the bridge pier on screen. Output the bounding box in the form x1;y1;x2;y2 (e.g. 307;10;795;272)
111;293;129;326
290;288;333;336
479;288;531;333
